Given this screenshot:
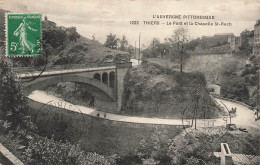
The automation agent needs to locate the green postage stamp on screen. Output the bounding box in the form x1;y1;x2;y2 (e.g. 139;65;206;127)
5;13;42;57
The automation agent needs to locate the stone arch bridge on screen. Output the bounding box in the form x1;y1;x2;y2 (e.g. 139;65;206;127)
16;63;132;111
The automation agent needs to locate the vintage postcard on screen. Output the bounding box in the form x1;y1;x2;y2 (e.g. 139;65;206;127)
0;0;259;164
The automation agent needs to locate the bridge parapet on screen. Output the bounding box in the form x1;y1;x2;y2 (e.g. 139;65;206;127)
15;66;116;79
13;62;132;74
116;62;132;69
12;62;116;73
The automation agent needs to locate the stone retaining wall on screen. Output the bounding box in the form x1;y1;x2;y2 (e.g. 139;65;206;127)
27;98;183;156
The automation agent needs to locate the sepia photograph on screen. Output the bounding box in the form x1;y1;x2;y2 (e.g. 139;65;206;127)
0;0;259;164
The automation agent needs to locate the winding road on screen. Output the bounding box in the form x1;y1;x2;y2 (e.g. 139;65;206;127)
28;90;260;129
214;97;260;129
26;58;259;129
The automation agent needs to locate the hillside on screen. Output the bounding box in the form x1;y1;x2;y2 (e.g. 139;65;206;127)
192;43;233;55
121;58;225;119
184;54;258;106
184;54;246;84
0;9;129;66
52;36;129;65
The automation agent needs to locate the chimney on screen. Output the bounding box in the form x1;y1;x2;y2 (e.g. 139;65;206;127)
221;143;233;165
256;20;260;25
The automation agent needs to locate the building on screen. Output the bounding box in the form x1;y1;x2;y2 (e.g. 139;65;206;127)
201;33;235;48
214;143;260;165
234;36;241;51
42;15;56;29
253;19;260;55
228;35;236;50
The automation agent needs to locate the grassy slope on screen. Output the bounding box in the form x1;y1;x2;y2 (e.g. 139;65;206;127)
53;36;129;65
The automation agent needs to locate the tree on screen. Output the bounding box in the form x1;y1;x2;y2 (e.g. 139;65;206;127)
221;77;249;102
186;37;200;51
0;57;28;128
168;133;219;165
43;28;67;49
104;33;119;49
142;38;170;59
66;27;80;42
120;35;128;51
136;129;171;164
167;28;189;72
127;45;135;57
236;29;253;56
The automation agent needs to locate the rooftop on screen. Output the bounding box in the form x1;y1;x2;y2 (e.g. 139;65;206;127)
255;19;260;26
214;152;260;164
214;33;234;37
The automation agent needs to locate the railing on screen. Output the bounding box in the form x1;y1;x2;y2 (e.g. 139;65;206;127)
116;62;133;68
12;62;116;73
12;62;132;78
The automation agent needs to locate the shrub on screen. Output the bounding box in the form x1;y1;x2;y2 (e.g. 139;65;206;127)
136;129;172;164
221;77;249;102
24;136;114;165
0;58;28;129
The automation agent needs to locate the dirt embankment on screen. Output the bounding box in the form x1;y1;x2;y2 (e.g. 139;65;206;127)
121;59;224;119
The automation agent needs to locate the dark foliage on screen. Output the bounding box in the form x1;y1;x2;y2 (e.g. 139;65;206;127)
104;33;119;49
0;58;28;128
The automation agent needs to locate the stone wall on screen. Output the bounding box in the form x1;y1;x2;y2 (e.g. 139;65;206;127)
27;99;183;156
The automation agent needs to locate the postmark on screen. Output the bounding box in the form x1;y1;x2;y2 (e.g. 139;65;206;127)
33;99;86;142
13;55;48;83
181;83;231;142
11;39;51;83
5;13;42;57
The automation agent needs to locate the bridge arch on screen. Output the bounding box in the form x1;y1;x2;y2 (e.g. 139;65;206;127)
109;71;115;88
23;74;116;101
102;72;108;85
93;73;101;81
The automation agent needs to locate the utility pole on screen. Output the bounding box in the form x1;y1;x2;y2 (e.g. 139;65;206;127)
135;41;136;59
138;32;141;64
192;83;200;129
257;67;260;119
195;84;200;129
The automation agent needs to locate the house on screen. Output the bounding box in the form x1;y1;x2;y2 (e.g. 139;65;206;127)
214;143;260;165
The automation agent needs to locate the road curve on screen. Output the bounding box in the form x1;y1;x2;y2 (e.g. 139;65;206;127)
28;90;184;126
28;90;260;129
214;97;260;129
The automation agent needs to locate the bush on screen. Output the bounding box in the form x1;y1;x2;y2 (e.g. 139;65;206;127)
241;65;258;77
168;133;219;165
0;58;28;129
136;130;221;165
221;77;249;102
24;136;114;165
136;129;172;164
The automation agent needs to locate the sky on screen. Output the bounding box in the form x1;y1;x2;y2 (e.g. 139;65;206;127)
1;0;260;46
